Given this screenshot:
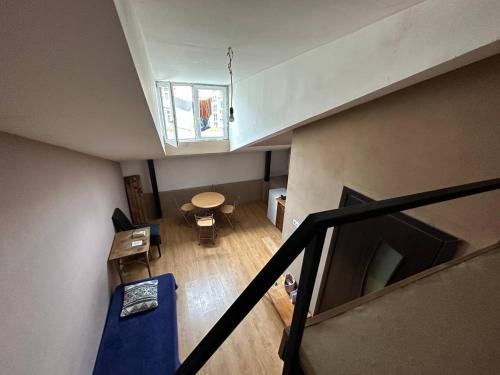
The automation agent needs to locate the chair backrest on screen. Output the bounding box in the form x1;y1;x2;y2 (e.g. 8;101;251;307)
172;196;180;210
195;213;215;226
112;208;134;233
233;196;240;212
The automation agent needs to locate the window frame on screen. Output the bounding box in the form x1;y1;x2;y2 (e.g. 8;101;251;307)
156;81;178;147
156;81;229;143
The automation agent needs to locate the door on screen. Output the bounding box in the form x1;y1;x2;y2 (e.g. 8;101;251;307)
315;187;459;314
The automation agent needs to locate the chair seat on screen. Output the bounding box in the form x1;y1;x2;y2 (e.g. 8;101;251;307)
220;204;234;214
148;224;162;257
196;218;215;227
150;223;160;237
181;203;195;212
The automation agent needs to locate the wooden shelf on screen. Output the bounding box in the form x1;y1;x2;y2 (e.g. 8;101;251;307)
275;198;286;232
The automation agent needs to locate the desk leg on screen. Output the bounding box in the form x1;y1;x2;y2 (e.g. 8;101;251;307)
145;252;152;278
115;259;124;284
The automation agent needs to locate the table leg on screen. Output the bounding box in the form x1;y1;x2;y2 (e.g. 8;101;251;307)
115;259;124;284
145;251;152;278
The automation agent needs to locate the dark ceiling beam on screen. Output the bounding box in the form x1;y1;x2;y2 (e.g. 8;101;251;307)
264;151;272;182
147;159;162;219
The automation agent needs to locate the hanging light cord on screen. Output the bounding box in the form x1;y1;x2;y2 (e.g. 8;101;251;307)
227;47;234;108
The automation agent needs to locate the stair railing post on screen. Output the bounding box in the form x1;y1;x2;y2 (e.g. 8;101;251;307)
282;227;327;374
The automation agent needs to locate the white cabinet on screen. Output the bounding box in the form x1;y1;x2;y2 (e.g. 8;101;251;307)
267;188;286;224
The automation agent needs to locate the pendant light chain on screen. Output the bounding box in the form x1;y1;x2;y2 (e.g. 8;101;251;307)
227;47;235;122
227;47;234;106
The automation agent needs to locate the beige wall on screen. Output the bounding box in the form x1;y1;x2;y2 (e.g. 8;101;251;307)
1;0;164;160
301;244;500;374
0;132;129;375
283;55;500;313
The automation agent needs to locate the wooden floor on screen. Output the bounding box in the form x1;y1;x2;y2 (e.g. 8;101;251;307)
124;201;286;374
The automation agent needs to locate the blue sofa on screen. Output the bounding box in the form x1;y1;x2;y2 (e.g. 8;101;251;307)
93;273;180;375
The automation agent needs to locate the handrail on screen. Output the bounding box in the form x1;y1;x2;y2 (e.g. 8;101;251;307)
175;178;500;374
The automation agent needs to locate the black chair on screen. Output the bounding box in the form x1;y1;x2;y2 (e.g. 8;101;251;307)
112;208;162;258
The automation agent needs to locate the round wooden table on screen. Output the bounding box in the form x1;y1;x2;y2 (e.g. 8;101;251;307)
191;192;225;209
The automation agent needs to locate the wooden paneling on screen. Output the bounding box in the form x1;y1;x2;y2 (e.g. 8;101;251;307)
124;175;146;224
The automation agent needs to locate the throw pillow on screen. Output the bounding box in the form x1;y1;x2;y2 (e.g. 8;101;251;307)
120;279;158;317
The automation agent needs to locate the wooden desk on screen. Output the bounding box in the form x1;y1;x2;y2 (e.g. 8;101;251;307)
192;192;225;209
276;198;286;232
109;227;151;283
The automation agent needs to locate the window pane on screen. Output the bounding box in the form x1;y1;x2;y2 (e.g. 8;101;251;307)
363;241;404;295
160;86;176;142
197;88;226;138
172;85;195;140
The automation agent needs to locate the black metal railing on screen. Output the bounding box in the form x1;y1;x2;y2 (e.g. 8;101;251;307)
175;178;500;374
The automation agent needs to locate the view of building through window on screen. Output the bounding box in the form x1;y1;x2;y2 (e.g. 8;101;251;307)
198;88;225;139
158;82;228;143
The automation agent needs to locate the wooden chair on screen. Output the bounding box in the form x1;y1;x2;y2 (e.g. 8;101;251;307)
220;196;239;229
173;197;195;225
195;213;216;245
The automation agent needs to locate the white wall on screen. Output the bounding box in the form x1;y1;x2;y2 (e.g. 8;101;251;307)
155;152;265;191
0;132;129;375
270;149;290;177
164;139;230;156
114;0;164;151
229;0;500;151
121;149;290;193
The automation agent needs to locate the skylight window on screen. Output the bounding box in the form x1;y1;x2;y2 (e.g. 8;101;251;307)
157;82;228;145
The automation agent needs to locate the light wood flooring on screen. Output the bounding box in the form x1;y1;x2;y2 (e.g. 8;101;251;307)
123;201;286;374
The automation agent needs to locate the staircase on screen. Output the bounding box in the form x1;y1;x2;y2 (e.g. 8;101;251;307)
291;242;500;374
174;178;500;374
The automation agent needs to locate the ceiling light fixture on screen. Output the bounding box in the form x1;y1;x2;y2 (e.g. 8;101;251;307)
227;46;235;122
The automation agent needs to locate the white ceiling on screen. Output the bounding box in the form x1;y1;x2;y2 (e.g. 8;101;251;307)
250;131;293;148
0;0;165;161
131;0;426;84
1;0;428;161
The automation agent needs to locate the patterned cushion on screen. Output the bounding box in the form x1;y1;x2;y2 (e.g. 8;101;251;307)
120;280;158;317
